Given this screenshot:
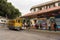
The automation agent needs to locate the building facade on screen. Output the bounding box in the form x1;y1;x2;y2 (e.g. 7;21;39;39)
0;16;8;27
30;0;60;12
21;0;60;30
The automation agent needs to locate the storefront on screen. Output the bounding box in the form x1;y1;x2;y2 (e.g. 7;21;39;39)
55;14;60;30
36;18;47;30
21;6;60;31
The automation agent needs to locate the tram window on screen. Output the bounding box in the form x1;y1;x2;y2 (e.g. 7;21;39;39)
18;20;20;23
16;20;17;22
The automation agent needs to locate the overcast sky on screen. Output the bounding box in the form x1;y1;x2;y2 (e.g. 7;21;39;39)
8;0;51;15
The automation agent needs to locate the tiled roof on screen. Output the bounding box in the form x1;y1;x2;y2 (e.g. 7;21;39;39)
31;0;60;9
21;6;60;18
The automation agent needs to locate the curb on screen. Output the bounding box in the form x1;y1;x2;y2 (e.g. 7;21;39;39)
29;29;60;34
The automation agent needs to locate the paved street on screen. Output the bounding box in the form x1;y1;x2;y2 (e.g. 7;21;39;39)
0;28;60;40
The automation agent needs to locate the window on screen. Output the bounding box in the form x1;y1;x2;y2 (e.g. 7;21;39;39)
1;20;6;22
49;4;55;8
55;2;60;6
42;7;45;10
31;8;36;12
47;6;50;9
55;3;58;6
39;7;42;10
44;6;47;9
34;8;36;11
51;5;54;7
58;2;60;6
1;20;3;22
18;20;20;23
46;5;50;9
4;20;6;22
36;8;39;11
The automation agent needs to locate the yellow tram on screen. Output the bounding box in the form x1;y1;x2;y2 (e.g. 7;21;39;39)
8;18;23;30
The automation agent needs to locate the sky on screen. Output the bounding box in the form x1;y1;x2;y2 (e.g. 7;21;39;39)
8;0;51;16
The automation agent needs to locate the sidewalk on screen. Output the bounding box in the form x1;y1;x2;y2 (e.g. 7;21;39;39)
29;29;60;34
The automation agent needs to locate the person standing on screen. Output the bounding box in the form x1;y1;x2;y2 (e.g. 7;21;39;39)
54;22;57;31
40;23;42;30
48;22;51;30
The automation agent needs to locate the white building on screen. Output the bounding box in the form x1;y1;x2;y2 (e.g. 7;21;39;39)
0;16;8;27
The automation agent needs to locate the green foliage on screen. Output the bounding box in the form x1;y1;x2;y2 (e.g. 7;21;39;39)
0;0;21;19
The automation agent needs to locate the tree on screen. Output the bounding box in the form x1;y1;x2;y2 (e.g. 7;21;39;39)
0;0;21;19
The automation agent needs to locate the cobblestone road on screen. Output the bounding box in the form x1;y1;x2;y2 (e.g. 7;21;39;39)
0;28;60;40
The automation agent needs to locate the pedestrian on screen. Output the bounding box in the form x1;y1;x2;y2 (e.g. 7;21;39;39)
27;22;30;29
48;22;51;30
54;22;57;31
25;22;28;29
40;23;42;30
35;23;39;29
